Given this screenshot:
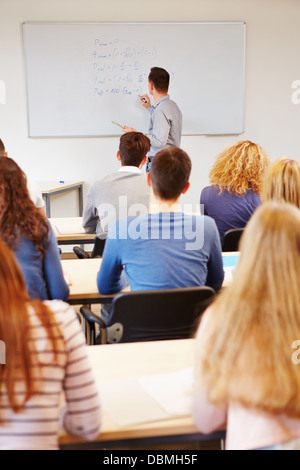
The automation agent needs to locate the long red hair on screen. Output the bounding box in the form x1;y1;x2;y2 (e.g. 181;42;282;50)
0;157;48;255
0;241;65;416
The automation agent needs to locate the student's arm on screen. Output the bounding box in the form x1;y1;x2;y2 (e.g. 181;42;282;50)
147;109;170;150
97;223;129;295
191;310;227;434
205;218;224;291
82;184;98;234
59;303;101;440
43;224;70;301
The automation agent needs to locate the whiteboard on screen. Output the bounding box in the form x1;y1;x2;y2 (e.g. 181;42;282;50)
23;22;246;137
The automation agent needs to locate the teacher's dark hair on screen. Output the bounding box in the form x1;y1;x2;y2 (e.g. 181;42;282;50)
119;132;150;167
148;67;170;93
150;147;191;200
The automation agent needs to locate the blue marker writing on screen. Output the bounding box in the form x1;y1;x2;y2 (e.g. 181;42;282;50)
139;95;147;104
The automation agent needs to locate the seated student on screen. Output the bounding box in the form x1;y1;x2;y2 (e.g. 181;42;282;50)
192;202;300;450
0;241;101;450
200;140;270;242
97;147;224;319
0;138;46;216
83;132;151;236
0;157;69;301
262;157;300;209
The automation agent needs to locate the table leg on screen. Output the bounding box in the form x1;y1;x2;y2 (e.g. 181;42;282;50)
78;185;83;216
45;196;51;218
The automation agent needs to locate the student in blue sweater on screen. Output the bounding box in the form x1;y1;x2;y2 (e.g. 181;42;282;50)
0;157;69;301
97;147;224;316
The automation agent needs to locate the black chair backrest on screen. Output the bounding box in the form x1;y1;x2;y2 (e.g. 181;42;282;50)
106;286;216;343
73;233;107;259
91;233;107;258
222;228;244;252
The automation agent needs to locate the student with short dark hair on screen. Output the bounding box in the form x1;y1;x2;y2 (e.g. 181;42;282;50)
97;147;224;312
83;131;151;235
150;146;192;200
122;67;182;172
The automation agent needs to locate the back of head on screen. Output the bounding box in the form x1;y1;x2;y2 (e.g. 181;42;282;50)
209;140;270;195
0;157;48;253
148;67;170;93
0;156;30;212
0;139;5;157
150;147;191;200
262;157;300;209
198;201;300;415
119;132;150;167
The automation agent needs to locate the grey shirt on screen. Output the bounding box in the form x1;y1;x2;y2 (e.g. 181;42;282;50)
147;94;182;158
82;167;150;236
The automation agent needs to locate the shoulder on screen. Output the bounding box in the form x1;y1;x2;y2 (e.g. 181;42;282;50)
27;300;79;336
245;190;262;202
200;185;219;200
89;173;119;189
201;185;218;195
43;299;78;327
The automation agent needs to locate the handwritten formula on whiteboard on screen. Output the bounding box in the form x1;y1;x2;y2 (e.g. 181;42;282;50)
93;39;157;98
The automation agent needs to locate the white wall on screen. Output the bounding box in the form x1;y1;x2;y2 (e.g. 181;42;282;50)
1;0;300;216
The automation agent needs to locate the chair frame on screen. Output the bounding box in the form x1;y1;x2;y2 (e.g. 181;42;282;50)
73;233;107;259
80;286;216;345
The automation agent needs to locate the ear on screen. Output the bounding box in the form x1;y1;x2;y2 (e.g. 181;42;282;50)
181;181;190;194
116;150;121;162
146;172;151;187
141;156;147;166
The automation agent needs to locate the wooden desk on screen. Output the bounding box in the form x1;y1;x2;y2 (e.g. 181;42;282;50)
50;217;95;245
40;180;84;217
59;339;225;449
62;254;238;306
61;258;108;304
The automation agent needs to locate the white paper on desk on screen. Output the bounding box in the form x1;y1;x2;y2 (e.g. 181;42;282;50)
138;367;194;416
55;223;85;234
98;378;170;428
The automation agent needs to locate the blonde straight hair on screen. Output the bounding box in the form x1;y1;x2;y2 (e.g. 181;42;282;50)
262;157;300;209
196;202;300;417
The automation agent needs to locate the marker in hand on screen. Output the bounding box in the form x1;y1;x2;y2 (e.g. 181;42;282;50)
139;94;150;107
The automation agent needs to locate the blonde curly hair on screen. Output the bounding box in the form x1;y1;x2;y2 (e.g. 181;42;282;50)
209;140;270;195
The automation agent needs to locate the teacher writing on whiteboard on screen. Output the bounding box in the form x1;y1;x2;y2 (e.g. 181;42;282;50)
122;67;182;172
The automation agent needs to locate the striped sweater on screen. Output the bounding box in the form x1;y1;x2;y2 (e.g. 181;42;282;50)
0;300;101;450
